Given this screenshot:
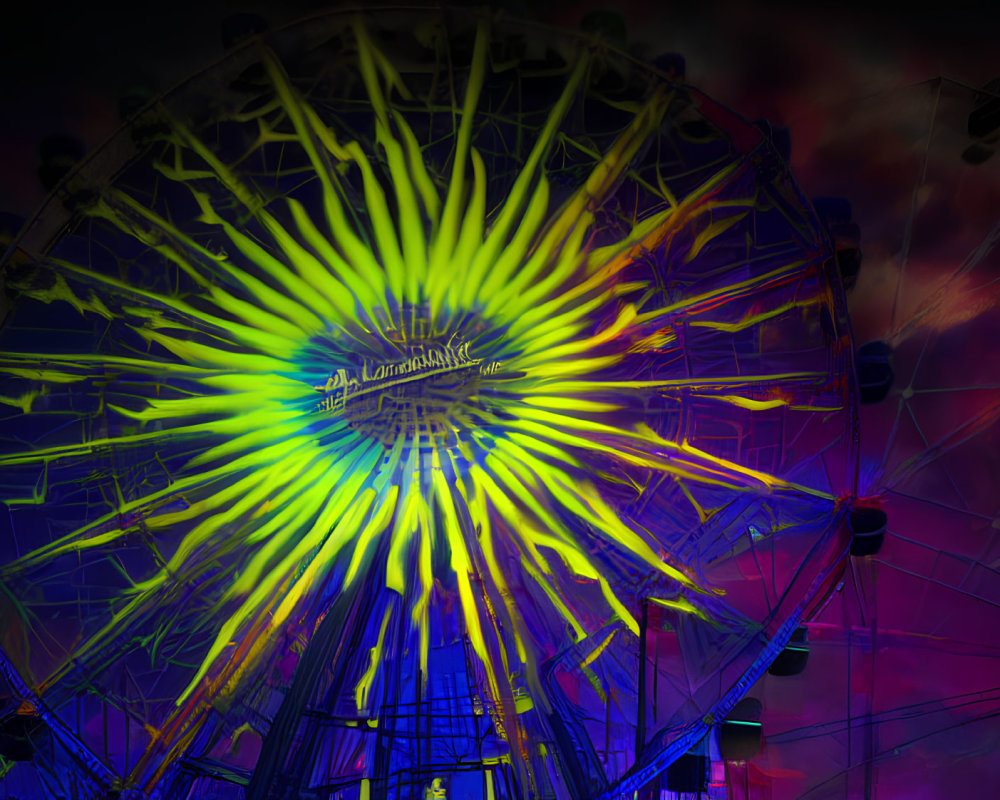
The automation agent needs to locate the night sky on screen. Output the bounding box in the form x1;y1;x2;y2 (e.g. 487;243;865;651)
1;1;996;218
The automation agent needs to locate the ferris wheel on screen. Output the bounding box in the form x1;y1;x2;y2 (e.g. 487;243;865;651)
0;6;996;800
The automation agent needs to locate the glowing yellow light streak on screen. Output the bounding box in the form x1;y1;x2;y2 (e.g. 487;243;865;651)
0;18;846;772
